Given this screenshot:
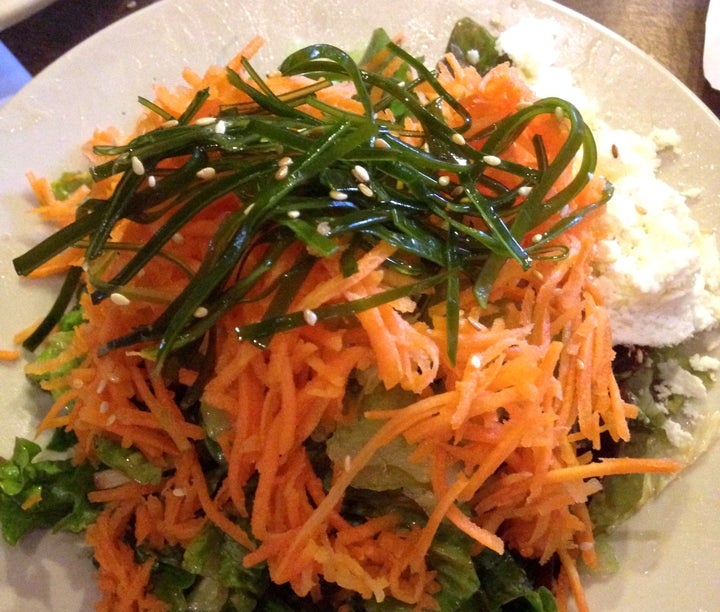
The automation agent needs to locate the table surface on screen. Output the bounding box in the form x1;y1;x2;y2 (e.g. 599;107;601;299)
1;0;718;118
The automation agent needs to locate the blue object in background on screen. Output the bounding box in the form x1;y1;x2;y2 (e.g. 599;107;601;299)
0;40;31;107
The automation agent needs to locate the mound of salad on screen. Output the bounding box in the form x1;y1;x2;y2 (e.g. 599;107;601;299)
1;16;718;612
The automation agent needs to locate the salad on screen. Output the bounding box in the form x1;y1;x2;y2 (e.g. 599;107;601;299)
0;14;716;612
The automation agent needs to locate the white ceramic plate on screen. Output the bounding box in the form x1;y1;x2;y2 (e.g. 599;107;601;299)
0;0;718;609
0;0;56;31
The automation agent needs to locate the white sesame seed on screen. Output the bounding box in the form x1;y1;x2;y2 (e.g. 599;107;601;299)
576;359;586;370
316;221;331;236
344;454;352;472
531;233;543;244
358;183;374;198
421;142;430;153
274;165;289;180
329;190;348;201
303;309;318;326
161;119;179;128
131;156;145;176
351;164;370;183
278;156;293;167
193;306;209;318
195;116;217;126
482;154;502;167
196;167;216;181
374;138;389;149
470;354;482;369
107;372;121;383
99;401;110;414
466;48;480;65
106;415;117;426
451;133;466;146
72;378;84;389
243;202;255;216
147;175;157;188
266;70;282;78
172;488;187;497
96;379;107;394
172;232;184;244
82;260;89;272
438;175;451;187
287;210;301;219
532;269;544;281
110;292;131;306
555;106;564;121
214;120;227;134
518;185;532;196
560;204;571;218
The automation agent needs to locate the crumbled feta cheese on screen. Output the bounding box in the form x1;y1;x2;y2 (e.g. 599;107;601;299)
662;419;694;448
655;359;708;401
689;353;720;372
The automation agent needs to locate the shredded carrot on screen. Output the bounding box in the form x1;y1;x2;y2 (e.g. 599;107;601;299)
17;37;686;612
0;349;20;361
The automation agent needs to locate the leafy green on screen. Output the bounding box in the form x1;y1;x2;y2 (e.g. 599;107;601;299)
0;438;99;545
50;171;93;200
94;436;163;485
446;17;506;74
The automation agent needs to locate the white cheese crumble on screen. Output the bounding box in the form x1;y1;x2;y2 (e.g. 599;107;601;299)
498;18;720;348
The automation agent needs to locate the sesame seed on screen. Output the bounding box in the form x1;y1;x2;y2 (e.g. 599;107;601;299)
171;232;184;244
214;120;227;134
72;378;84;389
560;204;571;218
110;292;131;306
466;48;480;65
438;175;451;187
518;185;532;197
421;142;430;153
96;379;107;394
172;488;186;497
316;221;331;236
274;165;289;180
576;359;586;370
303;309;318;326
195;116;217;126
99;401;110;414
196;167;216;180
267;70;282;78
635;204;648;215
277;156;293;167
470;354;482;369
131;156;145;175
344;454;352;472
193;306;209;318
531;233;543;244
451;185;465;198
532;269;544;281
147;175;157;188
106;415;117;426
374;138;389;149
451;133;466;146
358;183;374;198
555;106;564;121
243;202;255;216
107;372;121;383
351;164;370;183
329;190;348;201
482;154;502;167
161;119;179;128
611;143;619;159
287;210;301;219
